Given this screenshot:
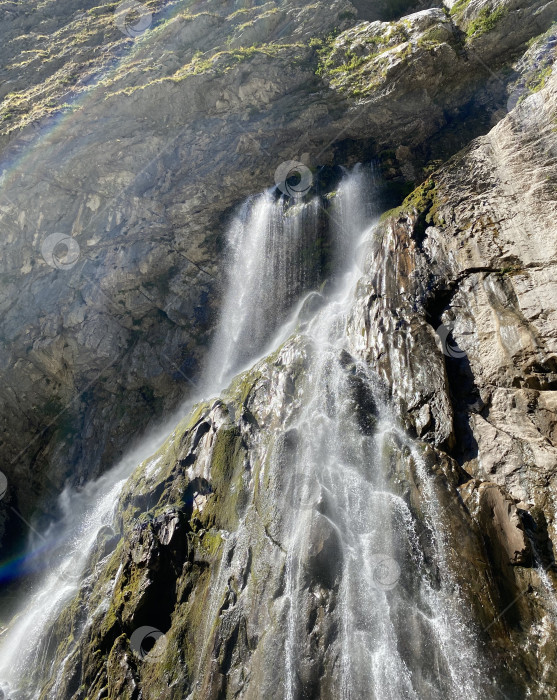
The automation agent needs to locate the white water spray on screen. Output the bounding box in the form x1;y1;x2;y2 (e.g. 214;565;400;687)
0;424;176;699
279;166;486;699
0;181;324;699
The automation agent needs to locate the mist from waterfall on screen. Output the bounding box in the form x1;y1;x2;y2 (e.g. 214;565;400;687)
0;430;173;699
0;165;490;699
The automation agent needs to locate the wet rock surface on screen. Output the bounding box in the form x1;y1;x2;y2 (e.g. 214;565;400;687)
348;66;557;696
20;67;557;698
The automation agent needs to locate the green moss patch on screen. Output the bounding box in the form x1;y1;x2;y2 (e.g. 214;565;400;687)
450;0;472;15
104;42;304;99
466;6;507;39
381;177;438;220
314;22;414;97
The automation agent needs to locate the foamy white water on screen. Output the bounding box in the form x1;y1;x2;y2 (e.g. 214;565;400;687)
206;191;322;388
0;421;178;699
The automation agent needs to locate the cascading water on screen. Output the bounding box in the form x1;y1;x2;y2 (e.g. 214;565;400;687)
0;181;325;700
206;191;323;387
0;429;174;699
0;164;495;699
279;167;487;699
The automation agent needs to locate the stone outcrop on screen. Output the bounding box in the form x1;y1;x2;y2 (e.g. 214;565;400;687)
349;65;557;514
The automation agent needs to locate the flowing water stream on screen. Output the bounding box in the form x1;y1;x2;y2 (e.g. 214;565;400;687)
278;167;486;699
0;175;327;699
0;165;490;699
206;191;323;387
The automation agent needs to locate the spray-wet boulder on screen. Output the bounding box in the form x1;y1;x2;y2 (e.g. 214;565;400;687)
304;512;344;590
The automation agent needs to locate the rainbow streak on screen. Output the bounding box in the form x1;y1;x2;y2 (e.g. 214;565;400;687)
0;0;193;199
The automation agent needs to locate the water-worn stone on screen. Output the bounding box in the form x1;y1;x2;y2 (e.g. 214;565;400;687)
476;482;531;566
347;65;557;696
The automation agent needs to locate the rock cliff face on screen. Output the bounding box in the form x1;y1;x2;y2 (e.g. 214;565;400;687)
1;0;555;548
0;0;557;698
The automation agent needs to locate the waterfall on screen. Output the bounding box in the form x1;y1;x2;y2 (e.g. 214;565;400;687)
0;165;491;699
0;428;175;699
279;167;486;699
206;191;323;388
0;179;325;699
